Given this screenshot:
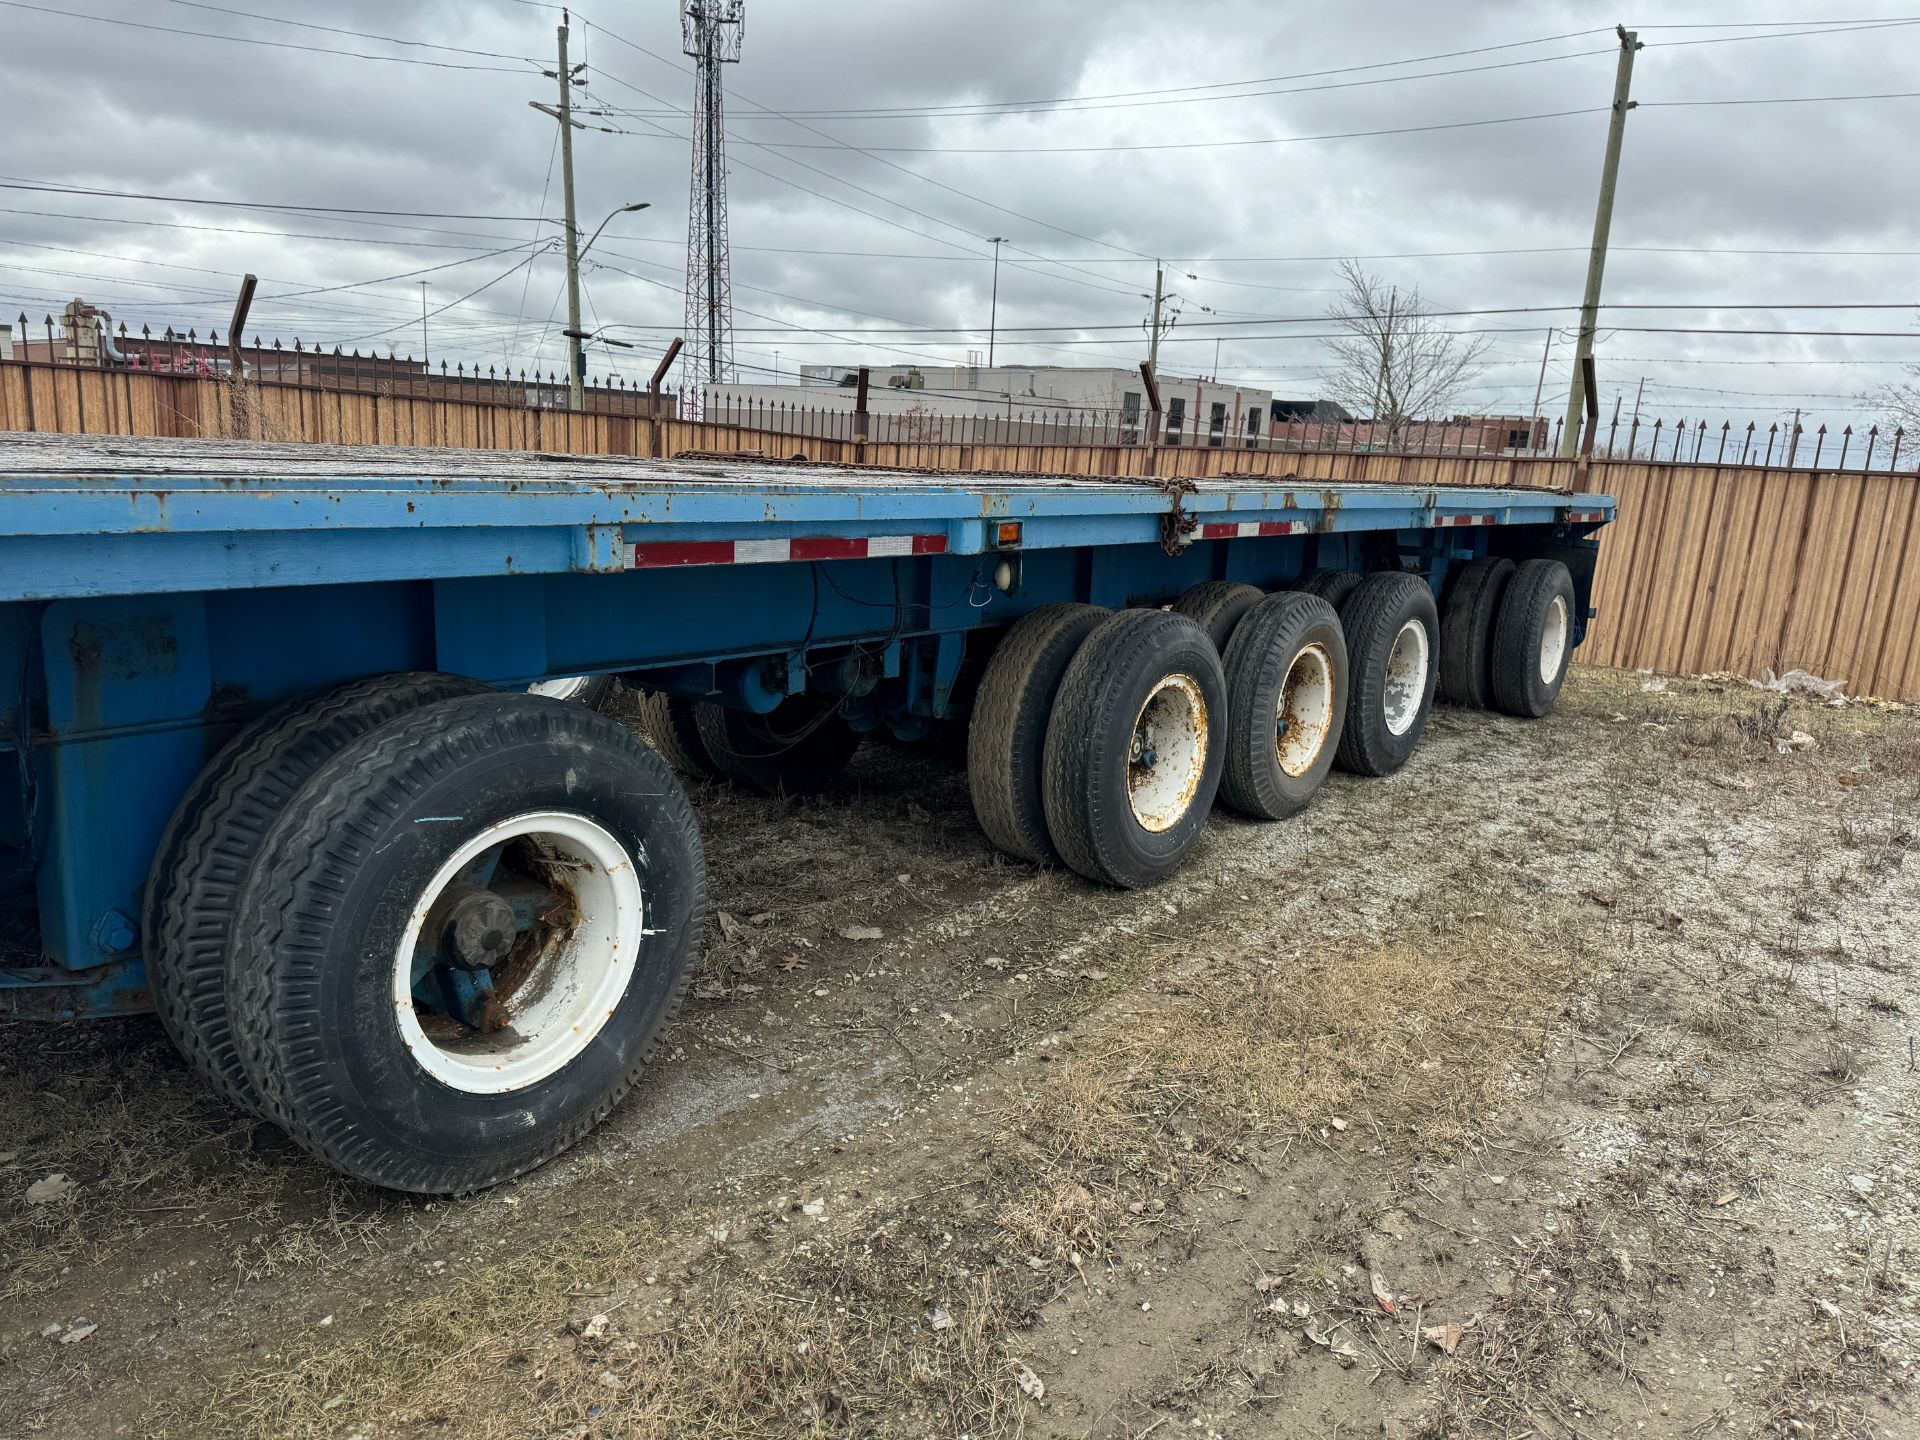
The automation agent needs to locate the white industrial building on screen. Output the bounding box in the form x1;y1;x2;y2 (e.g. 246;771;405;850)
702;365;1273;448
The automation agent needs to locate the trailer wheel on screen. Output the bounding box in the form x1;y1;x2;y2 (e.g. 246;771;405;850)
144;671;495;1115
1295;567;1364;610
1171;581;1264;653
1042;610;1226;889
1334;572;1440;777
1490;559;1576;718
633;691;726;781
527;675;616;710
694;695;862;794
227;693;705;1193
1437;557;1516;709
1218;592;1349;820
967;603;1109;864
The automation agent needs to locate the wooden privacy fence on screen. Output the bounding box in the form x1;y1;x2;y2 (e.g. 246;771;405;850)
4;359;1917;701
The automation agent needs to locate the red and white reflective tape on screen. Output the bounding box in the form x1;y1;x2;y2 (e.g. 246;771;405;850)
1562;508;1609;524
626;533;948;569
1198;519;1310;540
1430;513;1497;528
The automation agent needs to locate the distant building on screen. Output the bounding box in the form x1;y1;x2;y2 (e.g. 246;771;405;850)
1270;413;1548;455
711;364;1275;447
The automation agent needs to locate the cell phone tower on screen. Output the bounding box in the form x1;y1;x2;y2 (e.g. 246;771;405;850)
683;0;743;389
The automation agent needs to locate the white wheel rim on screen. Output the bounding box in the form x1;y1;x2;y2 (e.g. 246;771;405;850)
1382;619;1430;737
529;676;592;701
1539;595;1570;685
1127;673;1209;833
1275;642;1335;777
392;811;642;1094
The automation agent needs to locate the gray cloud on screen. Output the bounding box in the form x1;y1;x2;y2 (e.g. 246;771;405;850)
2;0;1915;428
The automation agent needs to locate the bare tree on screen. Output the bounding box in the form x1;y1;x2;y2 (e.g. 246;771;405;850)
1872;365;1920;435
1322;260;1489;448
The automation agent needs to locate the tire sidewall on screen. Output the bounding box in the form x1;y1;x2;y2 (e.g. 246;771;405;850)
1081;616;1227;886
1498;562;1577;717
1223;594;1349;818
1341;575;1440;775
256;711;703;1188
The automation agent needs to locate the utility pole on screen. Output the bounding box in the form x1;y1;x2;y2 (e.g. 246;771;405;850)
556;15;584;410
987;237;1007;367
529;16;589;409
1146;263;1165;376
1786;406;1802;467
418;281;430;369
1530;327;1553;445
1561;26;1641;455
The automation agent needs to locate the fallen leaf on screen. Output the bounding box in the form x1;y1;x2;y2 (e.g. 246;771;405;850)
778;954;806;972
1305;1323;1361;1367
1713;1192;1737;1208
579;1313;610;1342
1078;968;1109;982
25;1173;75;1204
1421;1320;1474;1356
837;925;883;942
59;1323;97;1345
930;1307;956;1331
983;956;1009;971
1836;772;1865;787
1328;1116;1350;1133
1012;1361;1046;1400
1254;1274;1281;1293
716;911;746;941
1370;1271;1396;1314
748;911;776;926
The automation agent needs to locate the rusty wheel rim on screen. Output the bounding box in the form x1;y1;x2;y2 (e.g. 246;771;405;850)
1127;673;1208;833
1275;642;1335;777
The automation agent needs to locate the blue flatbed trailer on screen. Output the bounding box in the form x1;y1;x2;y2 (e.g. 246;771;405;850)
0;434;1613;1191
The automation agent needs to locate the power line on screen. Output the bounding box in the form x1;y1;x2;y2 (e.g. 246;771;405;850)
0;180;556;223
686;106;1612;155
0;0;539;71
154;0;540;62
600;44;1621;122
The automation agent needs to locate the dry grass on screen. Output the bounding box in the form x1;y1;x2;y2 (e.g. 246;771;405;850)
148;1211;662;1440
997;908;1591;1203
1754;1312;1910;1440
0;1018;343;1305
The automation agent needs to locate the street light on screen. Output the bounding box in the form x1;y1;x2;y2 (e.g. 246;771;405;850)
569;201;649;409
988;237;1007;368
582;200;649;260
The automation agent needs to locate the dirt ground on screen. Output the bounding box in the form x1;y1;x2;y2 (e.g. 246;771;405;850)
2;667;1916;1440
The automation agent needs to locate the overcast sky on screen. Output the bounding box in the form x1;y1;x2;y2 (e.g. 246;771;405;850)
3;0;1917;438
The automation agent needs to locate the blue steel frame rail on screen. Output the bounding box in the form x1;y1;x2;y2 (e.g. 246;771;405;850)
1;436;1615;1016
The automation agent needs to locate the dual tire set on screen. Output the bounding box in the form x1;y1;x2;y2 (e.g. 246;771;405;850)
964;558;1576;889
142;679;707;1194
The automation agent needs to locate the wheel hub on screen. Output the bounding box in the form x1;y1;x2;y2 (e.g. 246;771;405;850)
434;885;517;971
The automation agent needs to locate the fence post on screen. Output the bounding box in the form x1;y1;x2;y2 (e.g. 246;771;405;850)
851;367;870;465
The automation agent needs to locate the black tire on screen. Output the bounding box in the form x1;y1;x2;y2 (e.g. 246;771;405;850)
1170;581;1264;653
1294;567;1364;610
1334;572;1440;777
694;695;862;794
143;671;495;1116
633;691;726;780
1218;592;1349;821
966;603;1110;864
1490;559;1577;719
1437;557;1517;709
528;675;617;710
1041;610;1227;889
227;694;706;1193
